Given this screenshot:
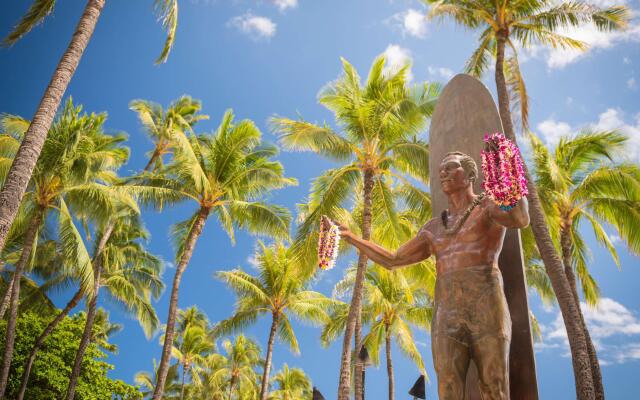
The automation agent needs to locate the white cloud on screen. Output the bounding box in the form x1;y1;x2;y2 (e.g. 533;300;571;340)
623;56;632;64
610;234;622;245
540;298;640;365
381;44;414;81
628;77;637;90
228;13;277;40
272;0;297;11
387;8;429;39
428;65;455;80
537;118;573;147
536;108;640;162
566;96;574;106
540;21;640;69
246;254;260;270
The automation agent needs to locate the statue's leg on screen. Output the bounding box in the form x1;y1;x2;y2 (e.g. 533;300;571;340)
471;336;510;400
432;335;470;400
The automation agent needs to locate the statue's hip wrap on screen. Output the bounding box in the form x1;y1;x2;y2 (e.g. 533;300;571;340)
431;265;512;399
432;265;511;344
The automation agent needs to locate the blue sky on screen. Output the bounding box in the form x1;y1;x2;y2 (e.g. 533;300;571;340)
1;0;640;398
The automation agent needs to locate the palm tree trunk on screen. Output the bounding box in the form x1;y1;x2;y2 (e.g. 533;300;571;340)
153;207;210;400
0;0;106;254
143;149;161;173
65;221;115;400
495;32;595;400
260;313;280;400
0;208;43;397
228;374;237;400
17;288;83;400
65;284;99;400
338;169;374;400
560;226;605;400
0;273;14;319
180;363;187;400
385;325;394;400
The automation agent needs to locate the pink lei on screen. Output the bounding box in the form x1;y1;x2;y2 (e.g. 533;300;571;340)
480;133;528;211
318;216;340;270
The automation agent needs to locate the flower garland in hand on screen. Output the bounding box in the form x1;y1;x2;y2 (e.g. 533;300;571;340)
318;215;340;270
481;132;528;211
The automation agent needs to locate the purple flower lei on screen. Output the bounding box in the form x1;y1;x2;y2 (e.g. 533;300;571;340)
481;133;528;210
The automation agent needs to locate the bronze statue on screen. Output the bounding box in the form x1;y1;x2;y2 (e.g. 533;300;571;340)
336;152;529;400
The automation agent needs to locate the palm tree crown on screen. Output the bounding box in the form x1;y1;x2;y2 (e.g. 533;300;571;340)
529;130;640;304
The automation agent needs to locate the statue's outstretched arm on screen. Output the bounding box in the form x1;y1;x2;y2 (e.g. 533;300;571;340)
337;223;432;270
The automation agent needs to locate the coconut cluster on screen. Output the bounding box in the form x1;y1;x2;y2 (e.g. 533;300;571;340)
481;132;528;211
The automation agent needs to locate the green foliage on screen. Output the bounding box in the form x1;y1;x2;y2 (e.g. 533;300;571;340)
214;242;338;354
0;312;141;399
425;0;630;131
528;130;640;305
271;56;439;272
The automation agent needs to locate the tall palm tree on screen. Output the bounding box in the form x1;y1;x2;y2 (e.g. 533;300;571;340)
0;100;128;397
0;0;180;254
528;130;640;394
130;96;209;173
424;1;629;397
271;56;438;399
65;212;164;400
268;364;312;400
144;110;295;400
214;242;336;400
172;324;215;400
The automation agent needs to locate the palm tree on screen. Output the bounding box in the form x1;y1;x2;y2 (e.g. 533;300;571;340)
361;267;430;400
145;110;295;400
130;96;209;173
424;0;629;397
203;335;262;400
271;56;438;399
64;212;164;400
0;100;128;397
528;130;640;393
268;364;312;400
0;0;180;254
172;324;215;400
136;361;182;399
214;242;336;400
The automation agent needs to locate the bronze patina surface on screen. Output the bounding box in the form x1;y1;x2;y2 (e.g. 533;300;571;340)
337;74;538;400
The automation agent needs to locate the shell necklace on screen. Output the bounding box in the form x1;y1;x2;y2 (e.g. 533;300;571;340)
441;193;485;235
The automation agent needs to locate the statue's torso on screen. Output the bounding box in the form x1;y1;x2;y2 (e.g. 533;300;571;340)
422;197;507;275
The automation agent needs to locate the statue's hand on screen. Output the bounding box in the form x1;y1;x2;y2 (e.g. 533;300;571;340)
331;219;353;241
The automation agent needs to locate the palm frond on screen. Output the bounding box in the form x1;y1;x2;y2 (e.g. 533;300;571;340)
2;0;56;46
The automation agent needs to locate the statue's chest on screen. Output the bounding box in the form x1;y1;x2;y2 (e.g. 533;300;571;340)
430;210;492;251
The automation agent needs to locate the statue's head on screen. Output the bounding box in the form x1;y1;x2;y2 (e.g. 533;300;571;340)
439;152;477;194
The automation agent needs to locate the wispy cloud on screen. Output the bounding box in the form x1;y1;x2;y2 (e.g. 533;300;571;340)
388;8;429;39
536;108;640;162
272;0;298;12
381;44;413;82
427;65;455;80
540;298;640;365
530;18;640;69
228;12;277;40
536;118;573;148
628;77;637;90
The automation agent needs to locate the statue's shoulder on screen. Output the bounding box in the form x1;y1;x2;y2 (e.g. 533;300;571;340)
419;217;439;235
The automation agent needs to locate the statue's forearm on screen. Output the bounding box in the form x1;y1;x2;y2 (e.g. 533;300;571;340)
343;234;396;268
503;196;529;228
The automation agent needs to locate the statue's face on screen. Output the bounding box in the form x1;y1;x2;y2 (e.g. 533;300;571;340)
439;155;471;194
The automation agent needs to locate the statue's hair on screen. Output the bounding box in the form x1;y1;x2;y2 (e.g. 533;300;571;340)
443;151;478;183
